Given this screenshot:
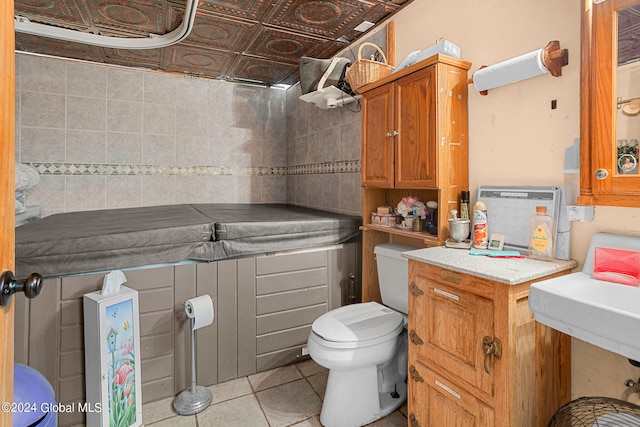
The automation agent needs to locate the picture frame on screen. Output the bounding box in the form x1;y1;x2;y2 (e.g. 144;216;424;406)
84;286;143;426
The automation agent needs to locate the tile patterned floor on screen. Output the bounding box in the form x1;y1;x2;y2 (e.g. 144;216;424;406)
142;359;408;427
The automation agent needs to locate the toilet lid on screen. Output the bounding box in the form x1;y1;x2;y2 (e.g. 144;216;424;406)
312;302;403;343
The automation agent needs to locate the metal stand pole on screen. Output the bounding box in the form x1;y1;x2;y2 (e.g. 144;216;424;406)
190;321;196;392
172;317;213;415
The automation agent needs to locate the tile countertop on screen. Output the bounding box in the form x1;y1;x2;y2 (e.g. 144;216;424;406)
402;246;579;285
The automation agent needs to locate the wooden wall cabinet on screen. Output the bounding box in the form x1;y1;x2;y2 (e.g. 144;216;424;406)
359;54;470;303
361;67;437;189
407;259;572;427
580;0;640;207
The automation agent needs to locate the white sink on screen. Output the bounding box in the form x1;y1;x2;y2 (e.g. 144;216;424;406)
529;232;640;361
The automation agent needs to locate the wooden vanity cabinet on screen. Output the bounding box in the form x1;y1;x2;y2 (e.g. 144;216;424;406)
359;54;471;303
407;259;571;427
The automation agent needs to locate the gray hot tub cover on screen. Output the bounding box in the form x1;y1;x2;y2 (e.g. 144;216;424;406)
191;204;361;260
15;204;213;277
15;203;361;277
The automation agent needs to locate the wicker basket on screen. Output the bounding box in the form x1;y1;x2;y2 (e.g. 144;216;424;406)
345;42;394;93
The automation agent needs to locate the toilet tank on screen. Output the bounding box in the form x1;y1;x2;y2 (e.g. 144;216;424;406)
374;243;414;314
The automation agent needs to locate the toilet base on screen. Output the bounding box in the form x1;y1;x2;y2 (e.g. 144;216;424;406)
319;364;407;427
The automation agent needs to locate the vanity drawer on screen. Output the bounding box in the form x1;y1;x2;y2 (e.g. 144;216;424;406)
410;260;495;298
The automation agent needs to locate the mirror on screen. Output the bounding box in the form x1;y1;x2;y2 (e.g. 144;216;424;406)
616;3;640;175
580;0;640;207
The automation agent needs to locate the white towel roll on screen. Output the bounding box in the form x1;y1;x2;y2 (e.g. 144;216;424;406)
473;49;548;92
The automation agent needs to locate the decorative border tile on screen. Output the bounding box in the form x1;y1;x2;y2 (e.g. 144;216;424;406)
27;161;361;176
286;160;360;175
29;163;288;176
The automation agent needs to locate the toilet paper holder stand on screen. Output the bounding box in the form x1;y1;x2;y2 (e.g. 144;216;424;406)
173;297;215;415
468;40;569;95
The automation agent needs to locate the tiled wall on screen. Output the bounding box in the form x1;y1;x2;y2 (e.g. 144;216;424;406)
15;52;362;218
285;84;363;217
16;53;287;217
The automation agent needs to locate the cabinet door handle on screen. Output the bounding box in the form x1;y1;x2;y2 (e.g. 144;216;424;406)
409;365;424;382
409;283;424;296
435;379;461;399
409;413;420;427
409;329;424;345
434;287;459;301
482;336;503;374
385;130;399;138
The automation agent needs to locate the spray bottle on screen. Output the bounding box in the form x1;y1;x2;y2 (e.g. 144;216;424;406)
472;200;488;249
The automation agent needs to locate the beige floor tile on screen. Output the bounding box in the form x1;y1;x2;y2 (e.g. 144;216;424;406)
79;361;405;427
248;364;303;392
142;396;178;424
295;358;327;377
146;414;197;426
305;370;328;398
208;376;253;405
398;402;408;417
197;394;268;427
367;410;408;426
257;378;322;427
289;415;323;426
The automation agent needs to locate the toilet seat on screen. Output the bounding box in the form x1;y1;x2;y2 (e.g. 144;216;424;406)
311;302;404;348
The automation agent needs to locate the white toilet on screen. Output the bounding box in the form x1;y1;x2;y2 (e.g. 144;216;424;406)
307;243;413;427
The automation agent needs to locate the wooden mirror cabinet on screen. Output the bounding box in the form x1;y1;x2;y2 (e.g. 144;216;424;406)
580;0;640;207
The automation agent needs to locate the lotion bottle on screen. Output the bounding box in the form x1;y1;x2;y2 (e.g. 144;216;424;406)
527;206;556;260
472;200;488;249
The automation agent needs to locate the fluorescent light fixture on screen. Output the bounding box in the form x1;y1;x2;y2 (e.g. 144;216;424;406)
354;21;375;32
271;83;292;90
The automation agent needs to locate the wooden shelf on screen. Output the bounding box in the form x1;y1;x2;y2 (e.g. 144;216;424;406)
359;55;470;304
360;224;439;245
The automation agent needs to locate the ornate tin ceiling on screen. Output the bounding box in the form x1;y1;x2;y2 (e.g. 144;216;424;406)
14;0;412;86
618;3;640;66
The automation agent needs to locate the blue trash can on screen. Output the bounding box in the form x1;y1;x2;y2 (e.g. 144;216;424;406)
13;363;57;426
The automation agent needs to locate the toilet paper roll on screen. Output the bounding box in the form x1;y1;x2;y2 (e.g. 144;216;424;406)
185;295;214;331
473;48;548;92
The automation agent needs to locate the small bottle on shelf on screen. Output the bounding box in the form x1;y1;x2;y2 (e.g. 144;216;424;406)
460;191;470;221
460;190;470;240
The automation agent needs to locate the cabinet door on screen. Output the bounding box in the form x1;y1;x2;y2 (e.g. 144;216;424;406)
395;67;437;189
581;0;640;207
408;360;495;427
422;280;495;398
362;84;395;188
